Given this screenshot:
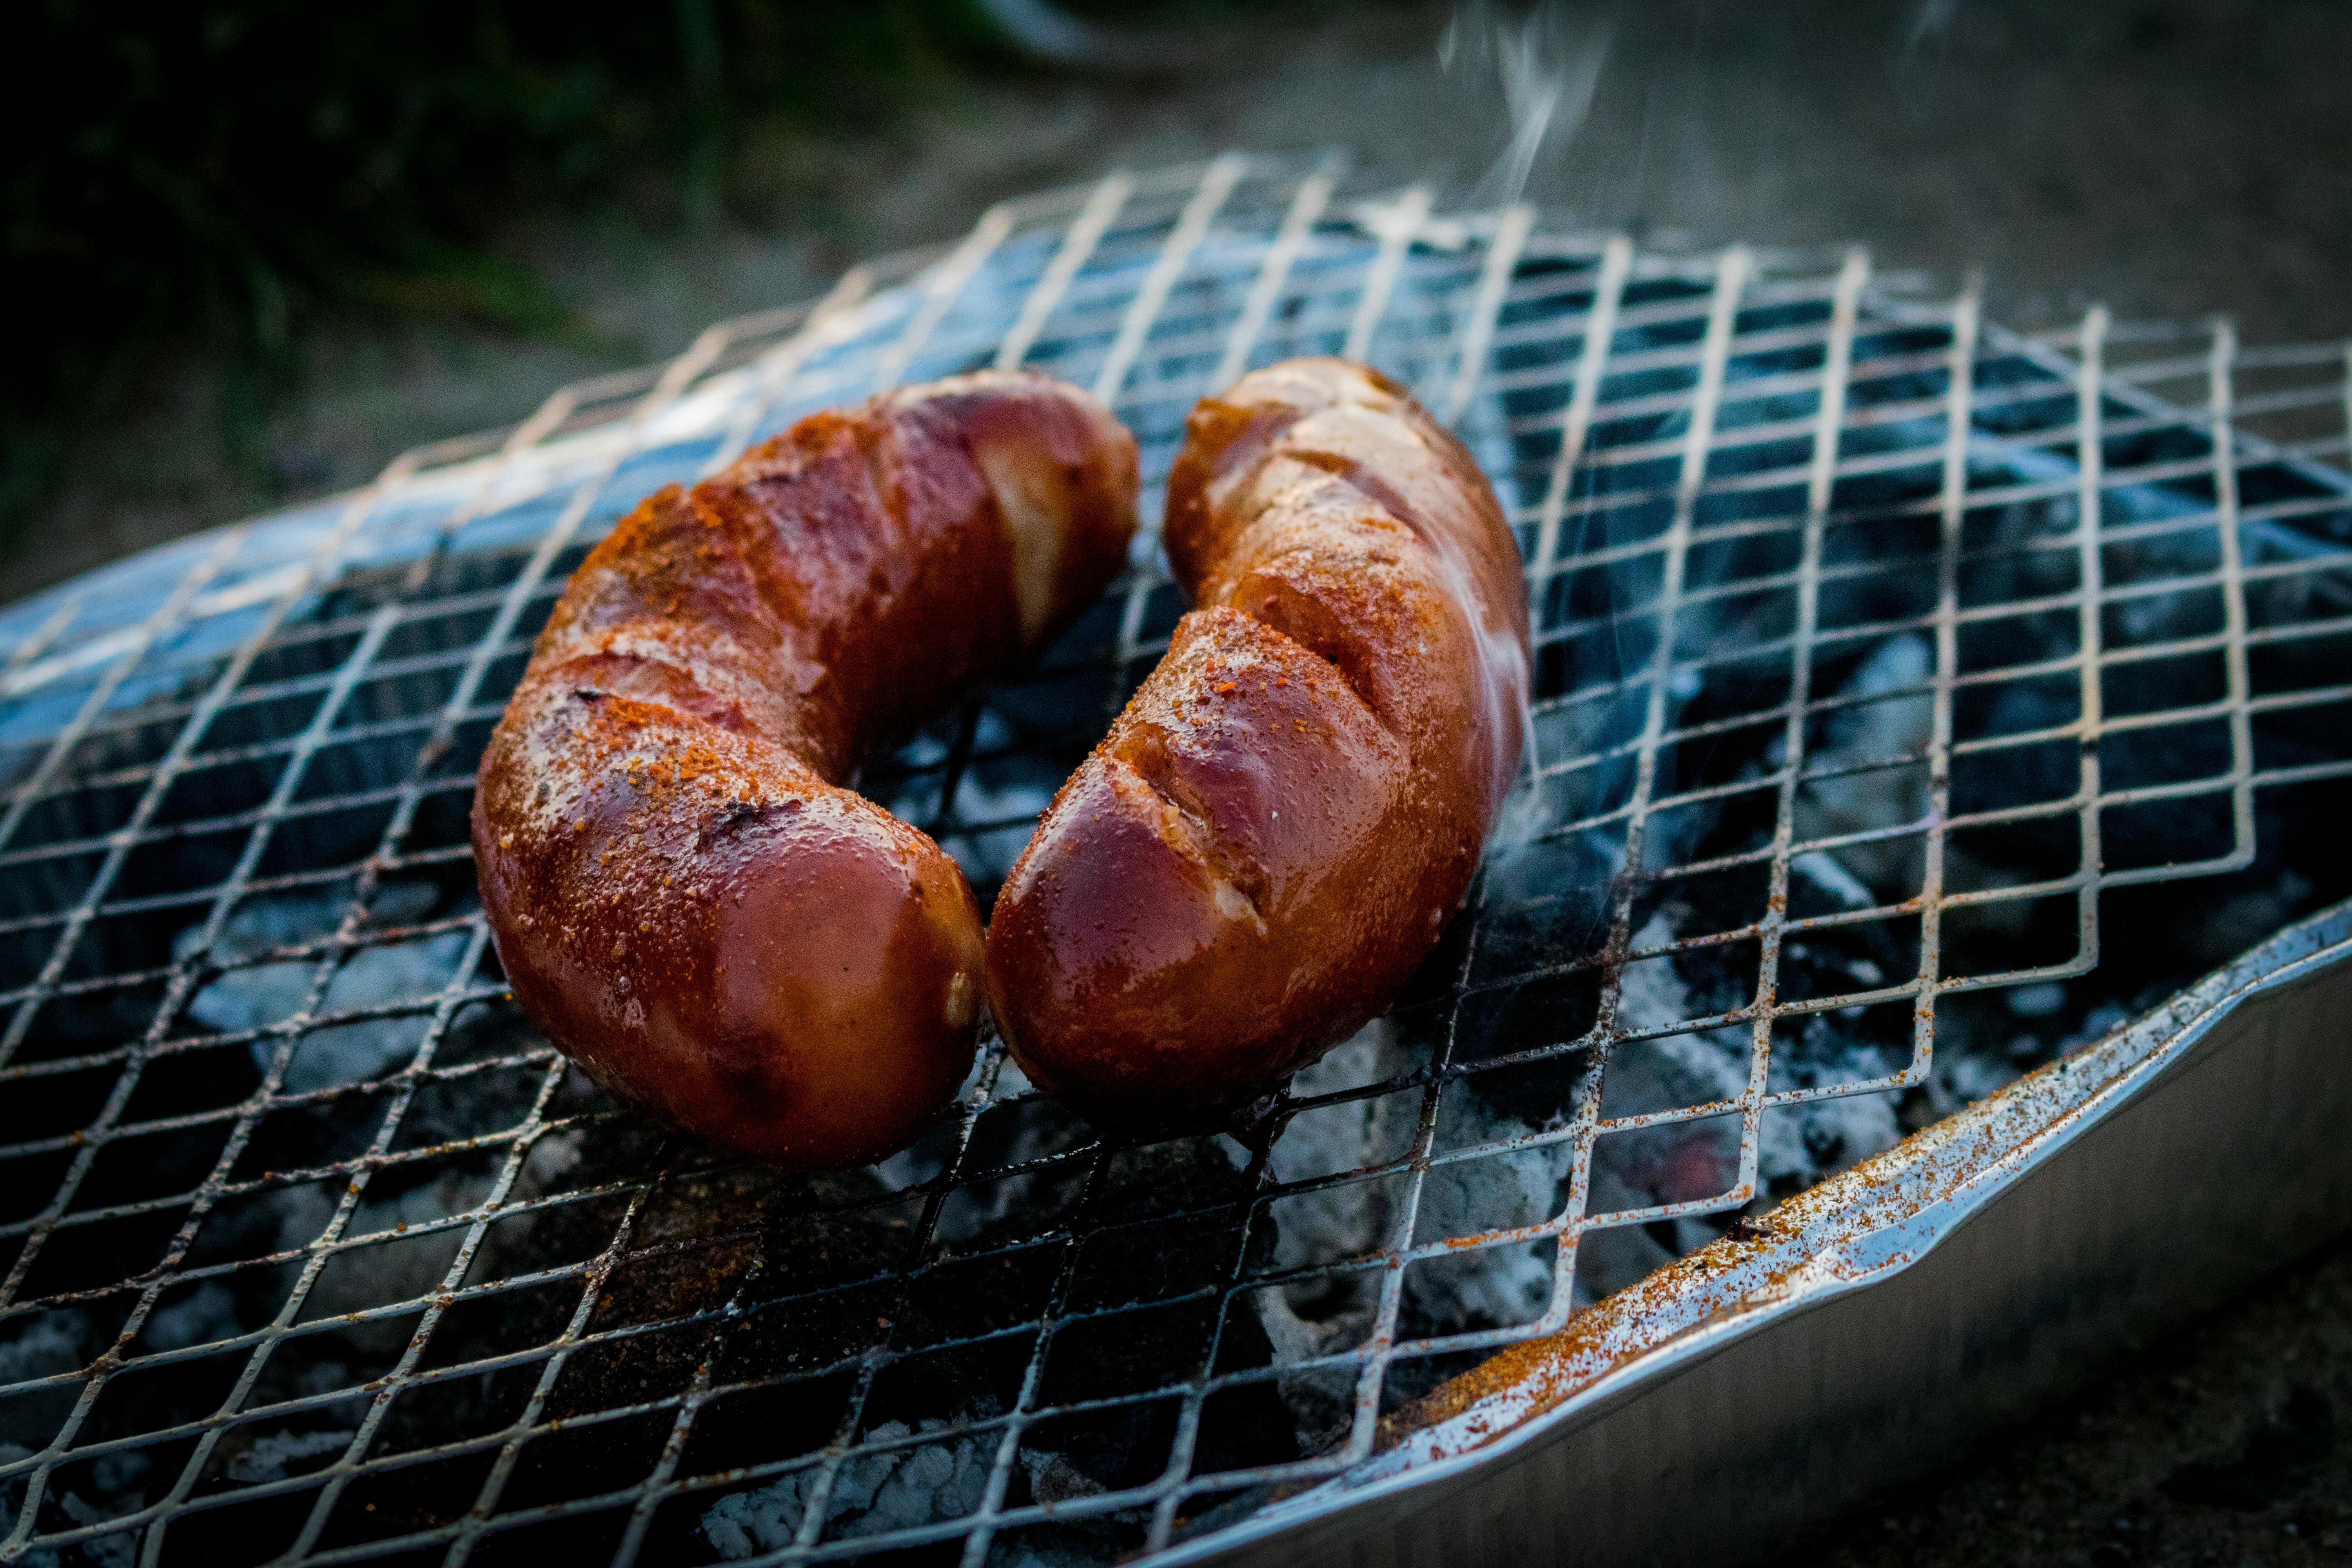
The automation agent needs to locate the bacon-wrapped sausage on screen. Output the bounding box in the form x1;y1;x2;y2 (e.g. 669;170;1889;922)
474;372;1137;1168
986;358;1530;1128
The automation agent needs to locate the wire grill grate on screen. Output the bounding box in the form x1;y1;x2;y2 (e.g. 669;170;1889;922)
2;152;2350;1568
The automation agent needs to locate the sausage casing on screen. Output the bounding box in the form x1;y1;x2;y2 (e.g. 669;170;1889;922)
985;359;1530;1126
473;372;1137;1168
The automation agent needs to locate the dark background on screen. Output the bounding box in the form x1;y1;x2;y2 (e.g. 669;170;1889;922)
10;3;2352;1559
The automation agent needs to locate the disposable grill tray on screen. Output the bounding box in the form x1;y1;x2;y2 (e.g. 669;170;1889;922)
2;154;2350;1568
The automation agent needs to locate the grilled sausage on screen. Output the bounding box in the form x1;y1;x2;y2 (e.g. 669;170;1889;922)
473;372;1137;1169
985;358;1530;1128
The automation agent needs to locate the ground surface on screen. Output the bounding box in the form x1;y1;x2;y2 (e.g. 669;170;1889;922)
1784;1231;2352;1567
23;0;2352;605
16;2;2352;1560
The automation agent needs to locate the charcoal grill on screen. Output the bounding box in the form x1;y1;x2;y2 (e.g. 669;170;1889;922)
3;152;2350;1568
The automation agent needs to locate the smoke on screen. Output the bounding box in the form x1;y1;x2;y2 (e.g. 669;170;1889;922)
969;0;1196;73
1905;0;1961;59
1439;2;1614;207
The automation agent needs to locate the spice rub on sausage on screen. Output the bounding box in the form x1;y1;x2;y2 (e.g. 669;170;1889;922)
473;372;1137;1169
985;358;1530;1127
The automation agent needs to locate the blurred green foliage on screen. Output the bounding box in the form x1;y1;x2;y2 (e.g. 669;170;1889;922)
4;0;1007;519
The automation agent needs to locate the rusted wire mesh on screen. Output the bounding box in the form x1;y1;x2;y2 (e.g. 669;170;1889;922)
2;153;2348;1568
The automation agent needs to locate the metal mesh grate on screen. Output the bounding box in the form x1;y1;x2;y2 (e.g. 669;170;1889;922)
2;152;2350;1568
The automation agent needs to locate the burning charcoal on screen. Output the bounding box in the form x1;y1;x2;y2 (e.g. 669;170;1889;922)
1254;1020;1582;1439
1254;1025;1410;1445
1763;1078;1903;1189
911;1059;1095;1254
2184;871;2320;971
2060;1003;2134;1058
867;705;1062;893
1251;1290;1365;1452
1924;1048;2022;1120
1572;1180;1684;1301
1405;1093;1574;1333
0;1312;85;1391
3;1433;151;1565
0;1312;87;1451
1790;634;1932;900
1975;680;2084;815
1024;1448;1107;1505
1593;916;1750;1228
1759;1030;1902;1185
699;1419;993;1556
1593;918;1905;1269
939;770;1057;887
1592;1030;1744;1221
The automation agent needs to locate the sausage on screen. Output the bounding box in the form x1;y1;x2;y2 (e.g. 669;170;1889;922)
985;358;1530;1128
472;372;1137;1169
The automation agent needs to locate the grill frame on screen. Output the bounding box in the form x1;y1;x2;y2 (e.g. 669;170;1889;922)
0;151;2348;1568
1178;898;2352;1568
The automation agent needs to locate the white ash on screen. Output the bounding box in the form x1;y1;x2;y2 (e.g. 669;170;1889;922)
127;1129;577;1412
224;1427;352;1484
269;1164;487;1339
174;884;468;1093
1768;1027;1906;1176
1408;1125;1569;1330
267;1129;581;1351
140;1281;241;1354
1791;850;1876;915
1251;1029;1401;1443
699;1419;993;1557
2006;982;2069;1018
1584;1018;1747;1299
